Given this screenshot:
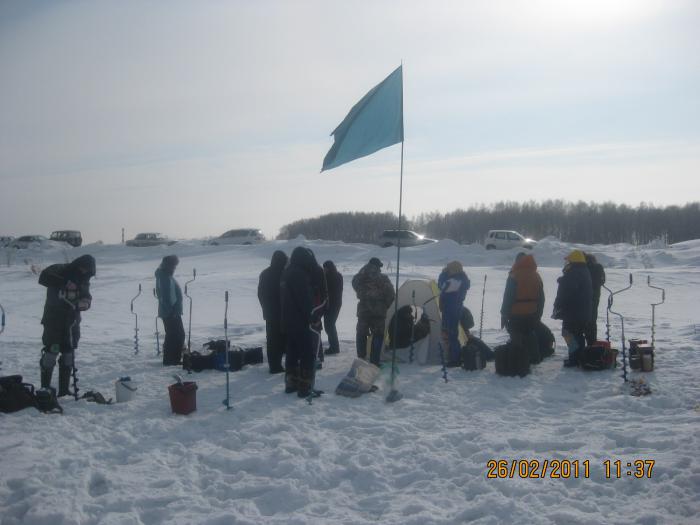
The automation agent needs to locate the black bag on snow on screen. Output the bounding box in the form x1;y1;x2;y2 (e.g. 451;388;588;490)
0;375;36;413
242;347;263;365
460;306;475;332
461;336;493;371
494;342;530;377
182;351;216;372
468;336;495;362
36;387;63;413
202;341;242;372
461;341;486;371
534;321;555;359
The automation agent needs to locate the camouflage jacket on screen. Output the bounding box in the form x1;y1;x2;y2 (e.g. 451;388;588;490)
351;263;395;319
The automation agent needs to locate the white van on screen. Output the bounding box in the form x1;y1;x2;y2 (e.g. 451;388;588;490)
209;228;265;246
484;230;537;250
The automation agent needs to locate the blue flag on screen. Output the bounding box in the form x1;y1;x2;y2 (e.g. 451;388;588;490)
322;66;404;172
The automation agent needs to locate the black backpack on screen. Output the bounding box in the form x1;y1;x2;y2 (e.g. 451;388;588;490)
494;342;530;377
182;351;216;372
534;321;555;359
461;337;490;371
0;375;36;413
36;386;63;413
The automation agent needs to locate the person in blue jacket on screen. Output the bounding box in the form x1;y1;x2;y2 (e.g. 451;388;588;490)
438;261;470;366
155;255;184;366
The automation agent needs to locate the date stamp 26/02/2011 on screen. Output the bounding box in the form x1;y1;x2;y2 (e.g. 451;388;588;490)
486;459;655;480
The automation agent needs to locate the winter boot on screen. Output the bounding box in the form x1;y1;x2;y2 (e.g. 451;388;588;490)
285;367;299;394
297;368;312;398
40;365;54;389
40;345;59;388
57;366;72;397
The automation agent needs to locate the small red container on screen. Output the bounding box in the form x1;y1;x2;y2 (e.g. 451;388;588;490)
594;340;611;350
168;381;198;415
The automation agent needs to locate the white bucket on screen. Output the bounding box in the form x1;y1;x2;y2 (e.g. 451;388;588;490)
115;377;137;403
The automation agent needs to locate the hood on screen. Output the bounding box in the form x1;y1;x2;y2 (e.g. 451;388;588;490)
323;260;337;274
159;254;179;276
512;254;537;272
270;250;288;271
289;246;316;273
69;254;96;278
445;260;463;276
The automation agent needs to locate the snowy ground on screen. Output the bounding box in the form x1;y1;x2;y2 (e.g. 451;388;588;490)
1;238;699;525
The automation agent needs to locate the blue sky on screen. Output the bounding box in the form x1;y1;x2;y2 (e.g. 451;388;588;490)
1;0;698;242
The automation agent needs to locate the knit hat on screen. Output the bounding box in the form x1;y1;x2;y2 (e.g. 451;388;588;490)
368;257;383;268
565;250;586;264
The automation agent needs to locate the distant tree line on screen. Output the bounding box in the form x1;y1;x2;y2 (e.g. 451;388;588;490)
277;201;700;245
277;212;406;244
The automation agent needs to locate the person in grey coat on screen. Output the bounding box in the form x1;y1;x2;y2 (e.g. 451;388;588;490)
155;255;184;366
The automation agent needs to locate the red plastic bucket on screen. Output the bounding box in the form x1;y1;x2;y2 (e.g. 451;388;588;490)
168;381;197;415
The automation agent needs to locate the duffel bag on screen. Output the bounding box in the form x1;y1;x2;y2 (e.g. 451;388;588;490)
0;375;37;413
494;342;530;377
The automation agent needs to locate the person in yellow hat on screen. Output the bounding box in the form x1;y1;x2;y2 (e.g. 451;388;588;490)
552;250;593;366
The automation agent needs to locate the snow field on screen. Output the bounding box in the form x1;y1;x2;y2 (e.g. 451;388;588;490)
1;238;699;524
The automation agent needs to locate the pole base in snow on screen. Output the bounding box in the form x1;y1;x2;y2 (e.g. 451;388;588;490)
385;389;403;403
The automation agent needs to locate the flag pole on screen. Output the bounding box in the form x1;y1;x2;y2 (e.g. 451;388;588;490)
386;65;404;404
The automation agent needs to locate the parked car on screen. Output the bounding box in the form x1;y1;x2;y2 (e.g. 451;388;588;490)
125;233;176;247
49;230;83;247
378;230;437;248
12;235;50;249
208;228;265;246
484;230;537;250
0;236;14;247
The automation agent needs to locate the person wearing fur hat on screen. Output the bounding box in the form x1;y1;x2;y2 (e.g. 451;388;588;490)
38;254;96;396
553;250;592;366
352;257;395;365
438;260;471;366
156;255;184;366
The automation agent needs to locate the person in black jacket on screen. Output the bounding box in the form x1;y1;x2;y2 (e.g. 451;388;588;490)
258;250;288;374
38;254;96;396
309;256;328;369
281;247;319;397
552;250;593;366
322;260;343;355
584;253;606;346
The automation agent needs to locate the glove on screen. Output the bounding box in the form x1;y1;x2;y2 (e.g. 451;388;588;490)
64;281;78;301
551;306;562;320
78;298;91;311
